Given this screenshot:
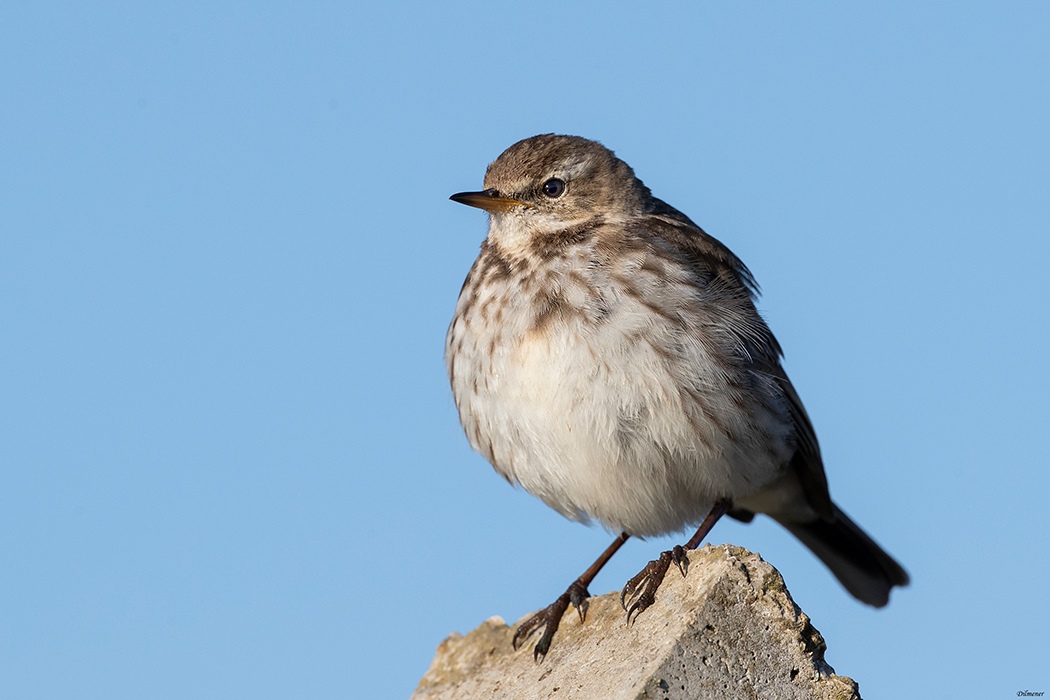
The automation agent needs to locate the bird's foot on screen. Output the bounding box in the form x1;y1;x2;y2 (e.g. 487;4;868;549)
512;580;590;662
620;544;688;624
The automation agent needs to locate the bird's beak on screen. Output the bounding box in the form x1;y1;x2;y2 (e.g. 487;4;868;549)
449;189;527;212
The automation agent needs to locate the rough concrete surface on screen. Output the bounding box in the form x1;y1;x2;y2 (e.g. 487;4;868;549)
412;545;861;700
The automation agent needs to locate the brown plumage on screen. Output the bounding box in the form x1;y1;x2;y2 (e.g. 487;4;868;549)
447;134;908;660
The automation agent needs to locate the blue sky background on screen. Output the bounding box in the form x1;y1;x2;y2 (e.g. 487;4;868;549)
3;3;1048;698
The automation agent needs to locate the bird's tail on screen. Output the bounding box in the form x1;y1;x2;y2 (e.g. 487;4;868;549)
775;502;909;607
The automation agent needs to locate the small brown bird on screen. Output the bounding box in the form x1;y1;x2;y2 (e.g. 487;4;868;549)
446;134;908;660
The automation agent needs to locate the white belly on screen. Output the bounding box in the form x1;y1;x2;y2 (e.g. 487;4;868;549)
446;254;793;537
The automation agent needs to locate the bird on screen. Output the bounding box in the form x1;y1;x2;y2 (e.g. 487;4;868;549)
445;134;908;661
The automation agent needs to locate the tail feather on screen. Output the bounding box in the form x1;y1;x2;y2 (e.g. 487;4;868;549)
777;503;909;608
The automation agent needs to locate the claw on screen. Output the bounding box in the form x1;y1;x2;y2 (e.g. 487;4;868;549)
509;533;629;660
620;565;646;612
568;581;590;622
533;627;554;662
620;550;674;626
511;607;548;651
511;588;578;661
625;597;646;626
672;545;689;577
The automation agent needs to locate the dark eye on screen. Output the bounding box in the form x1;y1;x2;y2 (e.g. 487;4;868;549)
542;178;566;198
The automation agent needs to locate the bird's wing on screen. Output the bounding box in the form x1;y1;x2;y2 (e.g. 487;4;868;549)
642;200;835;519
771;368;834;519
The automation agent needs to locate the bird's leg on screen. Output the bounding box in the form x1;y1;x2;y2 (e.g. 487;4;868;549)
620;499;731;624
513;532;629;662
